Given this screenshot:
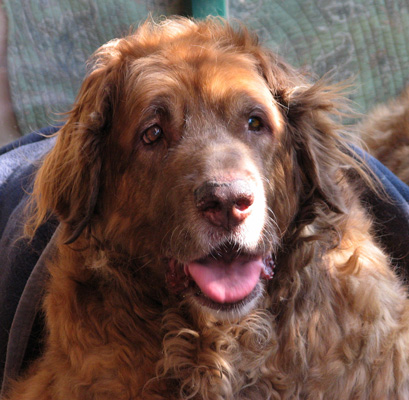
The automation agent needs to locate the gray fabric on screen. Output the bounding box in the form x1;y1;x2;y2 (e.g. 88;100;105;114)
0;135;56;237
0;135;56;186
0;133;57;392
1;229;58;397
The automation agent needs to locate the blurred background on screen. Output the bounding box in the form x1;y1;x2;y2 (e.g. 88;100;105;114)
0;0;408;146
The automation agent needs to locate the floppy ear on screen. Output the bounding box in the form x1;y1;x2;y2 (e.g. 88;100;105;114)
284;82;349;214
255;49;349;214
29;42;124;244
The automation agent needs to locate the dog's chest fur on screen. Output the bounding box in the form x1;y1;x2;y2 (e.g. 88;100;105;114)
39;224;409;400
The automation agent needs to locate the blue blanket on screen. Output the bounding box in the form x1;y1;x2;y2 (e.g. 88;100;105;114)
1;129;409;394
0;128;58;395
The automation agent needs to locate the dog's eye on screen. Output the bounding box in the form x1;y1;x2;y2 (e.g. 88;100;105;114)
142;124;163;144
248;116;263;132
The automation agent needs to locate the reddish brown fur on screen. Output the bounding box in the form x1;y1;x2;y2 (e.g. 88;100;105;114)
4;17;409;399
359;86;409;184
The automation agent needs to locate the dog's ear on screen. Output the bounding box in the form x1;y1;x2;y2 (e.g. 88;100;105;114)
29;41;125;244
254;49;349;214
283;82;350;215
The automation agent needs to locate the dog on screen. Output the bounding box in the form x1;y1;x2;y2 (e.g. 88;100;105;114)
359;86;409;185
3;17;409;400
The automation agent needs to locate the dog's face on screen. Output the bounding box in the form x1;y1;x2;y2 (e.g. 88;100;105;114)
106;46;285;317
33;18;347;320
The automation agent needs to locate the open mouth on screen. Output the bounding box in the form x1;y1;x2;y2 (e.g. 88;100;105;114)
167;244;275;310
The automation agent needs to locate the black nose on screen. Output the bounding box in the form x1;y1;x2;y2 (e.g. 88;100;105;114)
194;180;254;230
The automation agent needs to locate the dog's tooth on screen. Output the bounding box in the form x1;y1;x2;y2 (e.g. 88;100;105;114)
184;264;190;276
261;256;275;280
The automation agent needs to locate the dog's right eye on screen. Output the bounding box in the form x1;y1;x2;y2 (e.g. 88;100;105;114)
142;124;163;145
248;116;263;132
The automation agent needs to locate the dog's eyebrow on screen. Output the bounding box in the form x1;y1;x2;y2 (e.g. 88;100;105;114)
141;96;173;117
242;102;269;115
233;93;275;116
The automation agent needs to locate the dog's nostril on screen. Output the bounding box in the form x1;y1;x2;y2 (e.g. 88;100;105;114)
199;200;222;213
234;195;254;211
195;180;254;229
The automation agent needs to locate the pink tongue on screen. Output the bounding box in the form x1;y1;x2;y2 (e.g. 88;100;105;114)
187;257;263;304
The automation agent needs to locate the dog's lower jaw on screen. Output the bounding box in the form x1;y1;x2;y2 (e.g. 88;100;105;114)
166;253;274;321
187;281;266;321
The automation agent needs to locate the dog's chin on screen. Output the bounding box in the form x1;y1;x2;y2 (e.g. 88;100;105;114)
166;244;275;320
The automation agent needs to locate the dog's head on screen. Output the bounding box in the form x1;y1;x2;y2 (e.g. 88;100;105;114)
30;17;354;319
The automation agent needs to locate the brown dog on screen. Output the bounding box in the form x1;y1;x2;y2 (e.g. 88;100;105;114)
359;86;409;185
4;17;409;400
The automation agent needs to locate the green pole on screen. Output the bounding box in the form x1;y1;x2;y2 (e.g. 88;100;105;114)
191;0;228;18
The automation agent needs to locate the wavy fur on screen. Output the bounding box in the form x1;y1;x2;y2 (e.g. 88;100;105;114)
5;17;409;400
359;85;409;185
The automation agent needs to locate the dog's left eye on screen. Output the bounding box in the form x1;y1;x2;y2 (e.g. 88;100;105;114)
248;116;263;132
142;124;163;144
